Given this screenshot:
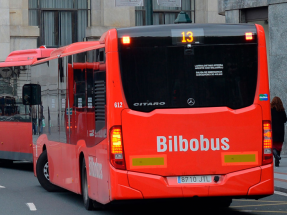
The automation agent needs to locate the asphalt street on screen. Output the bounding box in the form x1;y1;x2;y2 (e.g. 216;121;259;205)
1;161;287;215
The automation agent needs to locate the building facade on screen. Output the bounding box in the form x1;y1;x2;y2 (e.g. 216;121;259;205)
218;0;287;153
0;0;225;61
0;0;39;61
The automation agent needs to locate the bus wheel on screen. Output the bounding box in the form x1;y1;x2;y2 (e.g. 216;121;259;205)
81;158;94;210
36;150;60;192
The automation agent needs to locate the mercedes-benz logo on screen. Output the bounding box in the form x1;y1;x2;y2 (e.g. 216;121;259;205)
187;98;195;106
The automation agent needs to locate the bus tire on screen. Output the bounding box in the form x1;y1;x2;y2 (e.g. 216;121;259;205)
81;158;94;210
36;150;60;192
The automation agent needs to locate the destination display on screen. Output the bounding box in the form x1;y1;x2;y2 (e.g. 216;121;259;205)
171;28;204;45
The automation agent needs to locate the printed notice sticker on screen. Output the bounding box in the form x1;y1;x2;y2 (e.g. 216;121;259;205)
259;94;268;101
196;71;222;76
195;64;223;77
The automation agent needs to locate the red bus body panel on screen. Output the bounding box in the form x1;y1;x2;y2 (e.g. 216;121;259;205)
122;106;262;176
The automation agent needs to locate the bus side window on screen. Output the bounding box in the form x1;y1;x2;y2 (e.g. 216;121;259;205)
87;49;94;110
94;71;106;133
74;69;86;109
87;69;93;109
94;48;106;134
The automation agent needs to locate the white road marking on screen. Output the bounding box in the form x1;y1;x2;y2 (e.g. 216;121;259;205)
274;173;287;180
26;203;37;211
274;191;287;197
0;185;5;188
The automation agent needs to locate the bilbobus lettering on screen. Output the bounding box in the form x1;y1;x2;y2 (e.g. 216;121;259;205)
190;139;199;151
211;138;220;151
179;136;188;151
200;135;209;151
156;135;230;152
157;136;167;152
221;138;230;150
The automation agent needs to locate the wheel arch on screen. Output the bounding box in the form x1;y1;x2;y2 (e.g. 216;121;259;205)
43;144;47;152
79;152;85;194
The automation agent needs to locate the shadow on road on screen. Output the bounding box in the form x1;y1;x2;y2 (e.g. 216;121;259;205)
101;199;253;215
0;160;33;172
49;191;254;215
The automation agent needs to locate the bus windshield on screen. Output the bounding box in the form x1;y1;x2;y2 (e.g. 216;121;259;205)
118;25;258;112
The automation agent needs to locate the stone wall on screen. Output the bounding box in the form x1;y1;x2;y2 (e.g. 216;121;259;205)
218;0;269;15
195;0;225;23
86;0;135;40
0;0;39;61
9;0;39;52
0;0;10;61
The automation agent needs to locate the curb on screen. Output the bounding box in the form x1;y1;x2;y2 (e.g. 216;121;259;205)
275;186;287;194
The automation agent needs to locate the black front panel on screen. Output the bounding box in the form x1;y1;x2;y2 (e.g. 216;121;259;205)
118;24;258;112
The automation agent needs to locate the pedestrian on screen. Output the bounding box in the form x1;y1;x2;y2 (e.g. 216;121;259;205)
271;96;287;167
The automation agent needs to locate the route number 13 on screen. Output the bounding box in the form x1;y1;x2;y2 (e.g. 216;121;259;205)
181;31;194;43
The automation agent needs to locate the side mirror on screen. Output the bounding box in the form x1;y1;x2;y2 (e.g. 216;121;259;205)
22;84;41;105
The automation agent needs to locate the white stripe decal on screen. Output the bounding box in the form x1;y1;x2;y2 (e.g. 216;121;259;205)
0;185;5;188
26;203;37;211
274;191;287;197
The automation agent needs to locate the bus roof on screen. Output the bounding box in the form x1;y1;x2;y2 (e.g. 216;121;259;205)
34;41;104;65
0;47;55;67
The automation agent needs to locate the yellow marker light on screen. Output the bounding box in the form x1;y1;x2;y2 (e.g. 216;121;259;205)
122;36;130;44
245;32;253;40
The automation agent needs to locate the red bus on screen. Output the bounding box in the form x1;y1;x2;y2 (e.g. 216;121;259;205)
0;47;54;163
29;24;273;210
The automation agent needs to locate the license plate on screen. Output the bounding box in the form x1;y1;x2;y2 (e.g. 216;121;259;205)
178;176;212;184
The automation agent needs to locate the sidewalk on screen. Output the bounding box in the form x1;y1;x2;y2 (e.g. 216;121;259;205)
274;155;287;193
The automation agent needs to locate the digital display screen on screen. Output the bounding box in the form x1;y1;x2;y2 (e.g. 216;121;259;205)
171;28;204;45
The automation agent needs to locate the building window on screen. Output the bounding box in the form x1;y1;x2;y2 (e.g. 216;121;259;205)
29;0;91;47
135;0;195;25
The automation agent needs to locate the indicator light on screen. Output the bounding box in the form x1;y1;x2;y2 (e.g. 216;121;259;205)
111;128;123;154
245;32;253;40
122;36;130;44
262;121;273;165
110;126;126;170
